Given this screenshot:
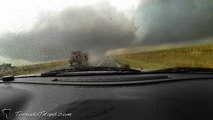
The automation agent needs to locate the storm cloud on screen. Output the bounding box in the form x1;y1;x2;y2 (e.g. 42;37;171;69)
1;0;213;64
134;0;213;45
0;1;137;62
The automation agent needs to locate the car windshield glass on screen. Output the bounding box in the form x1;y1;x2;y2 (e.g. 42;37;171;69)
0;0;213;77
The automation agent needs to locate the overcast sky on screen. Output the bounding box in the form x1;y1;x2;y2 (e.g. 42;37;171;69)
0;0;212;65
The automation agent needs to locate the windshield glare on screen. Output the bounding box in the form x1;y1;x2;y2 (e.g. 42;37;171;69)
0;0;213;77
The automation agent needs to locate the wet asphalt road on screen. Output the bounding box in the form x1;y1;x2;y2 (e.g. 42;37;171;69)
96;56;120;67
54;56;120;69
24;56;119;76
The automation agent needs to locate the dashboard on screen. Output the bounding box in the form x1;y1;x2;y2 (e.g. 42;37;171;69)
0;73;213;120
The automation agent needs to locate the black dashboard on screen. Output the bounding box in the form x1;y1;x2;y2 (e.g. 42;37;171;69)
0;73;213;120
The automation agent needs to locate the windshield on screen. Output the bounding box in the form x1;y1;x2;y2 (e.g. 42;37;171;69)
0;0;213;77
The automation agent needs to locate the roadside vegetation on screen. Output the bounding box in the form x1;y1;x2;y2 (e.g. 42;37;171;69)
0;60;69;77
113;44;213;70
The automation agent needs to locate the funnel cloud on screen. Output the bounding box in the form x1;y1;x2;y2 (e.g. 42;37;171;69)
0;0;213;64
0;2;137;62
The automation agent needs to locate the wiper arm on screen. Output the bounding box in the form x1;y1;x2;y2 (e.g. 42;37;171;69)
15;67;213;78
41;66;142;77
147;67;213;73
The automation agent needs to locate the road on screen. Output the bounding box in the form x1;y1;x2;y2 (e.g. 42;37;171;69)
53;56;120;68
20;56;120;76
96;56;121;67
51;56;122;71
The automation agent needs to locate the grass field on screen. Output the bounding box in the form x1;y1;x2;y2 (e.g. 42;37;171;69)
0;60;69;77
113;44;213;70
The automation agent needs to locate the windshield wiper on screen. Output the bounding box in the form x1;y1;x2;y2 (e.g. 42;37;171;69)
41;66;142;77
17;67;213;79
146;67;213;73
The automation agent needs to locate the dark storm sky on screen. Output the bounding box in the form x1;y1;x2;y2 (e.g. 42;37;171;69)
0;0;212;62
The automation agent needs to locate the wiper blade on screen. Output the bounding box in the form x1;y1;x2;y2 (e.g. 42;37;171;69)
147;67;213;73
41;66;142;77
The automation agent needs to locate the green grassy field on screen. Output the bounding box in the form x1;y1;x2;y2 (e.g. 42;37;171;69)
113;44;213;70
0;60;69;77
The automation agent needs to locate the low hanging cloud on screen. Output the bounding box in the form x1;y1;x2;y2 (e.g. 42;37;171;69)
0;1;137;62
1;0;213;64
134;0;213;45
